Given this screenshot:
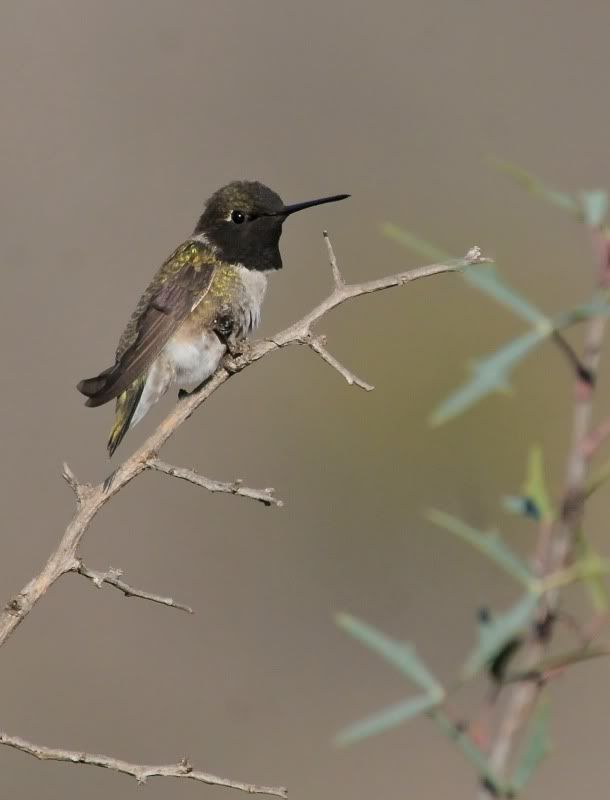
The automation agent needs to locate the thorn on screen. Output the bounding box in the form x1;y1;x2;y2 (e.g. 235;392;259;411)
179;757;193;774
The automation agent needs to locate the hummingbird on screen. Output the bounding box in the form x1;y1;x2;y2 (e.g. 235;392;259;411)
77;180;349;456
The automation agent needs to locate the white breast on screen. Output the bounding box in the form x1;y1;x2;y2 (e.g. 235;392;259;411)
235;265;268;332
165;331;226;387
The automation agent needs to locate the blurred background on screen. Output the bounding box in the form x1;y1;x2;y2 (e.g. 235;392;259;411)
1;1;610;797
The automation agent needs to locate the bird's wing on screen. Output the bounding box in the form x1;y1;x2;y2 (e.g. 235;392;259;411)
77;241;217;407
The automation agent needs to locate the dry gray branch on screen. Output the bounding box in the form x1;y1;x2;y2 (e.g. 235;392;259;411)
0;235;488;795
149;459;283;507
323;229;344;287
0;238;485;651
74;560;194;613
0;731;287;797
307;334;374;391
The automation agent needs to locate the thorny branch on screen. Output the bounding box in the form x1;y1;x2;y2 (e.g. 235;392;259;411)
74;560;194;613
0;233;488;793
0;731;287;797
149;458;282;507
0;237;486;649
478;230;610;798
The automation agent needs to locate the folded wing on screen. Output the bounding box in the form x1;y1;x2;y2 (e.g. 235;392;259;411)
77;242;217;407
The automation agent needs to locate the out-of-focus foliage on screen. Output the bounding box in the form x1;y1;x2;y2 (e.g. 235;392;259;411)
504;446;554;522
509;698;552;793
384;166;609;426
336;167;610;797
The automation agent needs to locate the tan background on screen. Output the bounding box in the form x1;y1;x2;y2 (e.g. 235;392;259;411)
1;1;610;797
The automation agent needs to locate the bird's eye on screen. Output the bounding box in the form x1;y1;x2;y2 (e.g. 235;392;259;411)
231;210;246;224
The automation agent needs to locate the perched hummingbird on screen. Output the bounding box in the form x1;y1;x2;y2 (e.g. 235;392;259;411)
77;181;349;456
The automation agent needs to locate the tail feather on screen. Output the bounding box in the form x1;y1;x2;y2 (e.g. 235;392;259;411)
107;376;146;457
77;365;120;407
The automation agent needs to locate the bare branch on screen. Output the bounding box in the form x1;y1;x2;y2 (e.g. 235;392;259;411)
148;459;283;508
61;462;92;506
0;240;485;650
581;413;610;461
307;335;374;391
0;234;488;800
0;731;287;797
74;561;193;614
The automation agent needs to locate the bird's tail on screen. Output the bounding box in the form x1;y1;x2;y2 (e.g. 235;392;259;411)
107;376;146;457
77;364;123;407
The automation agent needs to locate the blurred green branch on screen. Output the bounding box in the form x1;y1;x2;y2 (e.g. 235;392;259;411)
336;165;610;798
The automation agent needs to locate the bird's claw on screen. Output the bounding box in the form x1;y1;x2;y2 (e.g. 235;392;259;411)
223;340;251;373
222;354;240;374
226;339;248;359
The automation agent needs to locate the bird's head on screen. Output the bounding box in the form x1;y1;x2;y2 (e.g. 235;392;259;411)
194;180;349;271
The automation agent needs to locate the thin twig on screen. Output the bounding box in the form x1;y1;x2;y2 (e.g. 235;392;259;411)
581;413;610;461
0;240;484;651
74;561;194;613
0;731;287;797
61;462;92;506
148;459;283;507
323;229;344;287
307;335;374;391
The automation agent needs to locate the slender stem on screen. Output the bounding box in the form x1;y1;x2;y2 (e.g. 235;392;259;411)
478;231;610;797
0;731;287;797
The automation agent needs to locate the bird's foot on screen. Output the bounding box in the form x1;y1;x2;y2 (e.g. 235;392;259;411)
222;354;240;374
225;338;249;359
222;341;251;374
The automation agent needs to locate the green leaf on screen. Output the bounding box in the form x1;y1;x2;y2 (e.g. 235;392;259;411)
494;160;608;228
462;593;538;679
429;328;548;426
334;694;439;746
509;699;551;793
576;537;609;613
542;550;610;592
382;224;549;326
557;295;610;327
430;297;610;428
579;190;608;228
335;613;443;696
523;446;554;522
382;224;452;263
586;456;610;499
494;160;580;215
425;509;536;589
462;264;549;326
334;614;445;746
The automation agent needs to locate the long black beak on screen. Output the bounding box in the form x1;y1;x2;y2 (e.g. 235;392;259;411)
280;193;350;216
